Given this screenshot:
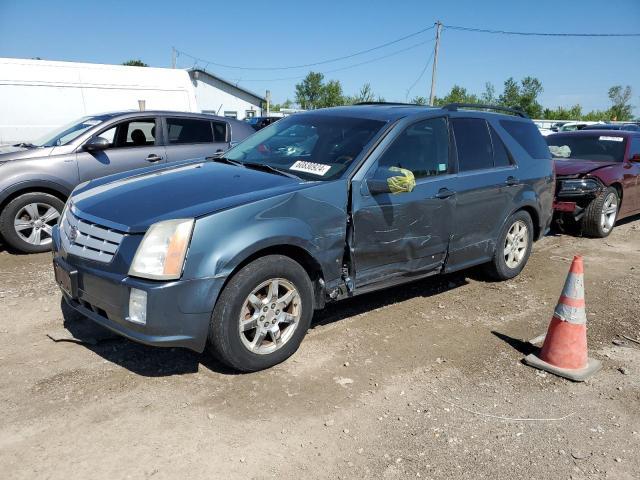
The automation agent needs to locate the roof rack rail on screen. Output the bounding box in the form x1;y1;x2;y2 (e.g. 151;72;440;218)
354;101;423;107
442;103;529;118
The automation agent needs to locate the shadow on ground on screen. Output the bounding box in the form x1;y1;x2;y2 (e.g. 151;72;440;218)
56;272;472;377
491;330;539;356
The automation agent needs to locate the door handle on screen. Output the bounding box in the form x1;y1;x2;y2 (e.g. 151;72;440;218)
146;154;162;163
435;187;456;199
505;176;519;186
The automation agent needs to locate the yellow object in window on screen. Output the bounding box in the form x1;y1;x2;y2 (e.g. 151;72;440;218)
387;167;416;194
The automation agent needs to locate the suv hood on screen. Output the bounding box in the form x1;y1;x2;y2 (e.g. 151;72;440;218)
553;158;618;177
0;145;55;160
71;161;311;233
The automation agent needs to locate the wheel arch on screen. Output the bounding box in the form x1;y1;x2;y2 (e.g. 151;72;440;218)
515;204;541;240
218;243;327;310
0;181;70;213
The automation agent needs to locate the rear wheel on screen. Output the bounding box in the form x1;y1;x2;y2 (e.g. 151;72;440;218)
581;186;618;238
0;192;64;253
484;210;533;281
207;255;314;372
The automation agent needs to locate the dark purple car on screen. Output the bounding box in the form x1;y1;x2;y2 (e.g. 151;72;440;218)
546;130;640;237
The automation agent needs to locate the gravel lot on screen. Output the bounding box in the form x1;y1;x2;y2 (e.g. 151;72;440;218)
1;218;639;480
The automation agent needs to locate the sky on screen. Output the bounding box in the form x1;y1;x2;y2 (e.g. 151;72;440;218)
1;0;639;114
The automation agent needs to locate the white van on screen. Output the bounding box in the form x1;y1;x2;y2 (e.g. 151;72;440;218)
0;58;198;144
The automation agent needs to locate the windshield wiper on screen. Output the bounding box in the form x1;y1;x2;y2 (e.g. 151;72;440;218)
241;162;301;179
209;155;244;167
13;142;38;149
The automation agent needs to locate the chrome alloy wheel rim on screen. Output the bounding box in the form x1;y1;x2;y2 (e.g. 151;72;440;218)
600;192;618;233
14;203;60;246
504;220;528;269
239;278;301;355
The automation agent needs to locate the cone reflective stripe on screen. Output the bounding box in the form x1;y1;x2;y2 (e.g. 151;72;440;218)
524;256;601;381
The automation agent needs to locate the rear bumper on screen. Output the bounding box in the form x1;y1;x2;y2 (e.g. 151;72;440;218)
52;228;225;353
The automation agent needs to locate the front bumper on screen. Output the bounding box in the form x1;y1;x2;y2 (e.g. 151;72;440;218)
52;227;225;353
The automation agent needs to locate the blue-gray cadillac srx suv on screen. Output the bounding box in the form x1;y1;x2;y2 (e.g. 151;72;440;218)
52;103;554;371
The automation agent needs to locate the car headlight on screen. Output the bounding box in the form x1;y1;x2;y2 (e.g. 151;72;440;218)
129;219;194;280
559;178;602;195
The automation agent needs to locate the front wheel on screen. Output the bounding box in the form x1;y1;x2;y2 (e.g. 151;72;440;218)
581;186;618;238
484;210;534;281
207;255;314;372
0;192;64;253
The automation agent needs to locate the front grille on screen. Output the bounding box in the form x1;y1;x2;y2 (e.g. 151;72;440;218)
60;207;125;263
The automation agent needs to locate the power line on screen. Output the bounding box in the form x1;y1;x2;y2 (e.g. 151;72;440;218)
443;24;640;37
176;24;435;71
224;37;436;83
405;49;435;101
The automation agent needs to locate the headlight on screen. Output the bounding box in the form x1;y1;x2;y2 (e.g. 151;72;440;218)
559;178;602;195
129;219;194;280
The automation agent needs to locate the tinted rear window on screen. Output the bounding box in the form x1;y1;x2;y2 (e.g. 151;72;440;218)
500;120;551;159
451;118;493;171
167;118;214;144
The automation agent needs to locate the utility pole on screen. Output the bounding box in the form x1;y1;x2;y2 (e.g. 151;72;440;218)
171;47;176;69
429;21;442;106
265;90;271;116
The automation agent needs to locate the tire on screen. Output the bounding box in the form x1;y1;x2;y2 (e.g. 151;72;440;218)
484;210;534;281
581;186;618;238
207;255;314;372
0;192;64;253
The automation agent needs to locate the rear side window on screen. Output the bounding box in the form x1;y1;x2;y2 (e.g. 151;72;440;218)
500;120;551;159
489;125;512;167
451;118;493;171
167;118;214;144
212;122;226;142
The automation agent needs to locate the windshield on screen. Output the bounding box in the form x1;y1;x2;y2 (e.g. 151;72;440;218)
546;134;627;162
224;114;386;180
32;114;113;147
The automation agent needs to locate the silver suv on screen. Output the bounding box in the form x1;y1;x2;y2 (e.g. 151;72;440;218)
0;111;255;252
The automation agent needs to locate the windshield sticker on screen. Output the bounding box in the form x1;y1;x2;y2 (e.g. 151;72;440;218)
290;161;331;176
599;136;624;142
438;163;447;172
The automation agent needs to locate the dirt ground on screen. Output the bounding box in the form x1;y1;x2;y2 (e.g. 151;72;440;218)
1;218;639;480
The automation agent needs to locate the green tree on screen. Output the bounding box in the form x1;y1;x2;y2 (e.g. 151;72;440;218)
543;104;583;120
122;59;148;67
434;85;479;106
318;80;345;108
518;76;544;118
608;85;633;121
480;82;497;104
295;72;326;109
498;77;521;108
411;96;428;105
353;83;376;103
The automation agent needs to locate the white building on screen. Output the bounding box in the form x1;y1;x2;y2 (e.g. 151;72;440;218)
0;58;266;144
0;57;199;143
188;68;264;120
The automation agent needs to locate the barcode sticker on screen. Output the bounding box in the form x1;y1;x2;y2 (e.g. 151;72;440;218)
290;161;332;176
599;136;624;142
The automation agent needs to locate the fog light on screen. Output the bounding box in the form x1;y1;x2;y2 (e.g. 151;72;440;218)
128;288;147;325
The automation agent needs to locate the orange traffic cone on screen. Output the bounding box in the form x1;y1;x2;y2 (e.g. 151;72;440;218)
524;255;601;381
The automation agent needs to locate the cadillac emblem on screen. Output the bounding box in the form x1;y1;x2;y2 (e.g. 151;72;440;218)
69;226;79;242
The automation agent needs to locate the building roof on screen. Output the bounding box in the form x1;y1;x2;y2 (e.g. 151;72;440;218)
187;68;266;103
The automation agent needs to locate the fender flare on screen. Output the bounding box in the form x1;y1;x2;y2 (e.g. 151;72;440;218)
0;179;72;206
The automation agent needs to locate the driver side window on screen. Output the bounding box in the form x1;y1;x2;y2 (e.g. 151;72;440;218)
376;117;449;179
93;118;157;149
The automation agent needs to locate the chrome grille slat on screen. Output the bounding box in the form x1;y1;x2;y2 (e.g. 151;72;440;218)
60;207;125;262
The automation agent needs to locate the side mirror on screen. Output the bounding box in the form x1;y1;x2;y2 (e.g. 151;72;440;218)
366;167;416;195
83;136;110;152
